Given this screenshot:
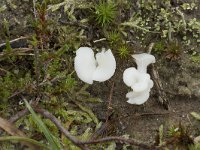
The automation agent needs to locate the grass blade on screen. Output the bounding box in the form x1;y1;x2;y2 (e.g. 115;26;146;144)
0;136;49;150
24;100;61;150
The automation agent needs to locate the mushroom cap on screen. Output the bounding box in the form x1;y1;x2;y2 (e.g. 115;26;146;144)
132;53;155;65
123;66;154;105
123;53;155;105
74;47;96;84
126;90;150;105
126;80;153;105
123;67;150;92
123;67;137;87
93;49;116;82
132;53;155;73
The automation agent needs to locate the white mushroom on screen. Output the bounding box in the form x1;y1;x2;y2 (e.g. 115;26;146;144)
123;67;150;92
126;91;150;105
126;79;153;105
74;47;116;84
123;67;154;104
74;47;96;84
132;53;155;73
123;53;156;105
93;49;116;82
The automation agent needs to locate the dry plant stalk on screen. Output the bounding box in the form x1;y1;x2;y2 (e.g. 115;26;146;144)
0;117;38;149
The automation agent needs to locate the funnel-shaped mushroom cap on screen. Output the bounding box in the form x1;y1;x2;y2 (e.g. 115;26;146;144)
126;79;153;104
132;53;155;73
93;49;116;82
126;91;150;105
74;47;96;84
123;67;150;92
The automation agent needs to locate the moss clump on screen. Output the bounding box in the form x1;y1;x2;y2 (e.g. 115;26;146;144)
191;55;200;63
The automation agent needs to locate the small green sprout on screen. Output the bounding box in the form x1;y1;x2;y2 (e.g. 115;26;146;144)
118;45;130;58
167;123;193;147
105;30;120;45
153;41;165;55
94;1;117;27
165;40;182;60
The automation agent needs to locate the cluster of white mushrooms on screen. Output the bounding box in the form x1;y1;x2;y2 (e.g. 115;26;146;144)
123;54;155;104
74;47;155;105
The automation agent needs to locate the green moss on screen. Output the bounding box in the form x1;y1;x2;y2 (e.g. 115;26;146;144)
1;0;200;149
118;44;130;58
191;55;200;63
153;41;165;54
105;30;121;45
94;1;117;27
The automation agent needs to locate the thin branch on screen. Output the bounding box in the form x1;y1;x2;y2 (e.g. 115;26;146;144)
9;108;29;123
78;83;116;141
5;106;171;150
147;42;169;110
156;137;179;149
151;64;169;110
0;108;29;135
83;136;154;149
84;136;180;150
0;48;33;56
34;108;158;150
59;20;88;30
93;38;107;43
34;107;90;150
89;117;114;140
0;48;34;62
107;82;114;111
8;83;36;100
0;36;28;49
33;0;37;19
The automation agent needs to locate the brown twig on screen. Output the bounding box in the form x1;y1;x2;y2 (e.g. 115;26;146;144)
8;84;33;99
106;82;114;122
0;36;28;49
34;107;90;150
85;136;181;150
151;65;169;110
89;82;116;140
34;108;159;150
83;136;154;149
0;108;29;135
9;108;29;123
156;137;179;149
0;48;34;60
0;48;33;55
147;42;169;110
59;20;88;30
33;0;37;19
89;117;115;140
4;106;170;150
